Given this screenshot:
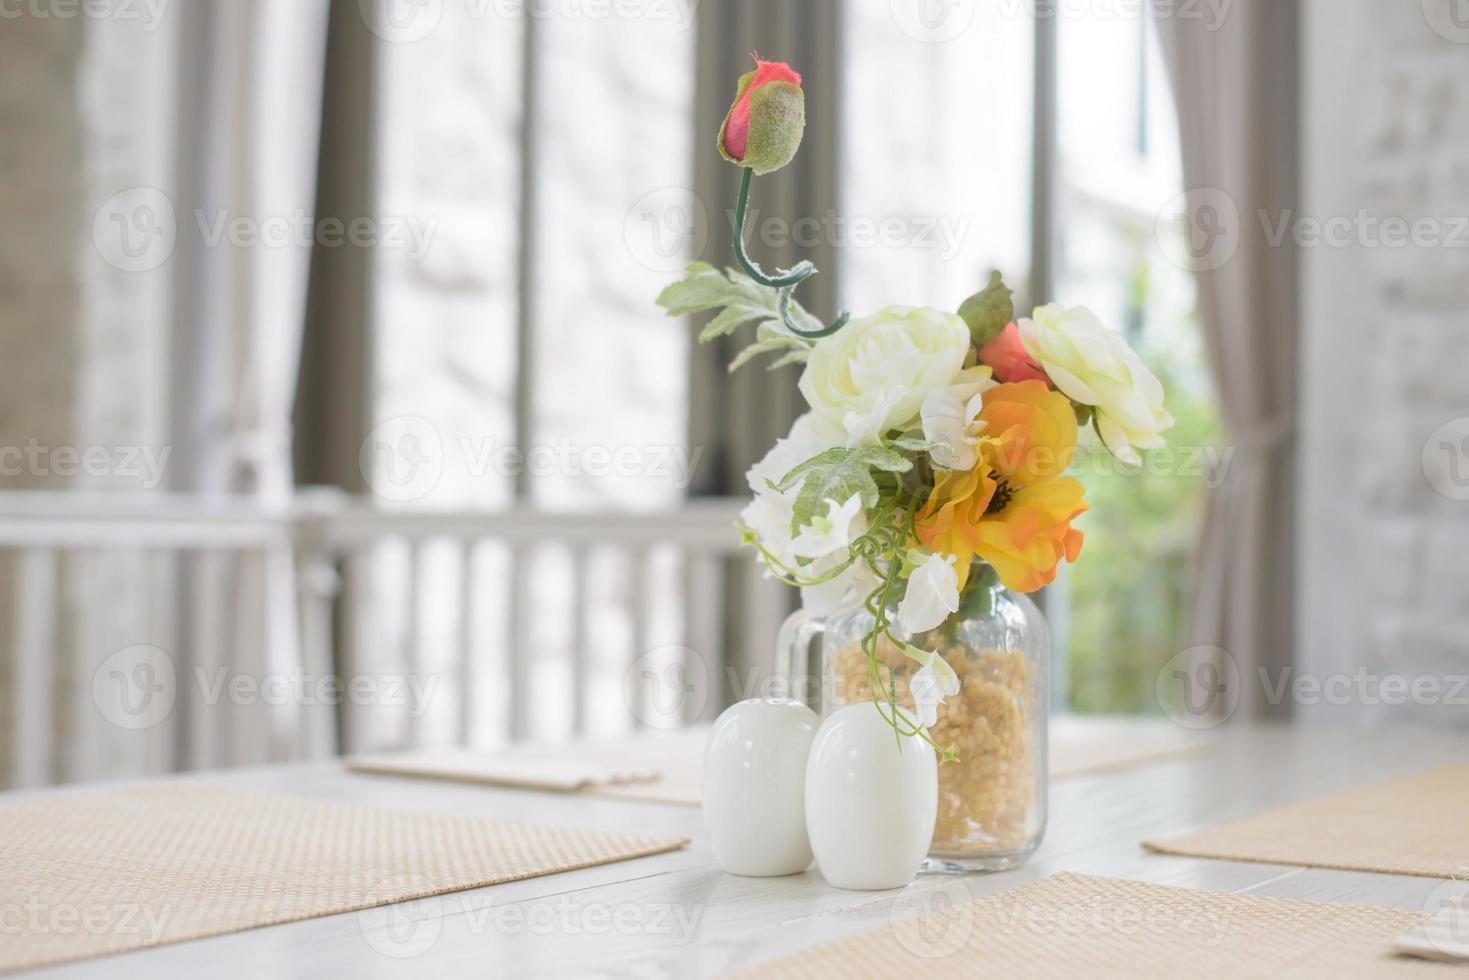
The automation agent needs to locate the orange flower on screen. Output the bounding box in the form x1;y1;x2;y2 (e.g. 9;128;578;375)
915;381;1087;593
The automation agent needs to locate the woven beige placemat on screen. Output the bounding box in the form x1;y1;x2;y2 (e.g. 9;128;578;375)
0;783;688;974
734;873;1446;979
1143;764;1469;878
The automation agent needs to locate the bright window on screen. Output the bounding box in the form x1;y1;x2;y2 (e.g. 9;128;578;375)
845;11;1221;715
1051;15;1221;714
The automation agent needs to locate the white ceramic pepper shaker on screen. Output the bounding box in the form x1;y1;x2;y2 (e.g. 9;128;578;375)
702;699;821;877
804;703;937;890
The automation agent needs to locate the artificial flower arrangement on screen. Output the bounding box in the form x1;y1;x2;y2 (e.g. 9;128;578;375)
659;57;1174;762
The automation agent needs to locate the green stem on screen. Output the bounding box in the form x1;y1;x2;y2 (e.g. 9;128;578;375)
731;168;850;340
741;535;856;589
744;499;957;762
853;496;958;762
732;168;808;288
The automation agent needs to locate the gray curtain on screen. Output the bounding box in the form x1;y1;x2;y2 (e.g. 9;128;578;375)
169;0;332;763
294;0;375;493
1153;0;1300;718
688;0;844;695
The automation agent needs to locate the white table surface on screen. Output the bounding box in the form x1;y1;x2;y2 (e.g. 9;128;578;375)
12;720;1466;979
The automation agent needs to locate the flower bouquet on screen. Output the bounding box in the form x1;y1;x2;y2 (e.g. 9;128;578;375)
661;57;1174;870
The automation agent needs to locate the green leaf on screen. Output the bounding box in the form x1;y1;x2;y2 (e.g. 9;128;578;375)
772;447;912;493
728;334;790;371
657;264;822;370
860;446;914;472
957;270;1014;348
698;304;767;343
728;319;811;371
656;263;767;317
772;447;912;533
890;433;945;454
764;348;810;370
752;318;808;346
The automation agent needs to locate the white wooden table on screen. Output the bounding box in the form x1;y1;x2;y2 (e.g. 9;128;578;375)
14;721;1466;979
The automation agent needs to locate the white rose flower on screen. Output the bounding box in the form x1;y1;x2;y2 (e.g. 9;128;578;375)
920;367;994;471
740;412;845;566
896;552;961;635
1017;304;1174;466
799;306;971;447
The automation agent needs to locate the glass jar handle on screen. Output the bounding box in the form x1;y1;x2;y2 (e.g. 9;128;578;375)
775;608;825;710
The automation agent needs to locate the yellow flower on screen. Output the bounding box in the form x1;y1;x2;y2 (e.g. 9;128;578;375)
915;381;1087;593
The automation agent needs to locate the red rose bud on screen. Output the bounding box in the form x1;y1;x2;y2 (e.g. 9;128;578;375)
979;322;1052;386
719;57;805;175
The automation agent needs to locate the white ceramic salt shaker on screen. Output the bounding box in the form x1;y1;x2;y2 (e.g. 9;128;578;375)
702;699;821;877
804;703;937;890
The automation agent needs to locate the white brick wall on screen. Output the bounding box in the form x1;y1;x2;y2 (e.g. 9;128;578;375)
1300;0;1469;726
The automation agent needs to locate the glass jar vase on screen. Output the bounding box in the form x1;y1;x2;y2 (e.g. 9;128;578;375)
778;559;1048;872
